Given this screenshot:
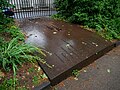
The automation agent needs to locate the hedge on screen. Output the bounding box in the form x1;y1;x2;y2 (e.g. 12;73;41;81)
54;0;120;39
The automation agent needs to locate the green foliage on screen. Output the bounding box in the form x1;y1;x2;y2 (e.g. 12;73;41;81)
0;78;18;90
40;73;47;79
0;0;46;89
28;67;35;73
0;37;45;76
32;76;39;85
0;0;14;25
4;25;25;41
0;37;5;45
72;69;80;77
54;0;120;39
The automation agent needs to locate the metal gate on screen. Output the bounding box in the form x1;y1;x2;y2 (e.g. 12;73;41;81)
10;0;56;19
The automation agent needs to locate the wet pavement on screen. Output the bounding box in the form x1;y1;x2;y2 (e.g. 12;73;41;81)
47;46;120;90
18;17;115;86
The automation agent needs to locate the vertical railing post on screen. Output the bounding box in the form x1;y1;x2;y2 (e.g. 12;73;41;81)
11;0;55;19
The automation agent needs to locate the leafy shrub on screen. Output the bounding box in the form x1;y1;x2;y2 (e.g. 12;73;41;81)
0;0;15;41
0;78;18;90
4;25;25;41
54;0;120;39
0;0;14;26
0;37;5;45
0;37;45;76
0;0;24;41
0;0;46;89
72;69;80;77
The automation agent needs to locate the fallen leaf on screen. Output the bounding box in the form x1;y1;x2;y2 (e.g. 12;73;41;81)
74;77;78;80
32;86;34;88
26;72;30;75
66;44;70;47
41;74;48;79
107;69;111;73
22;76;25;79
92;42;98;47
70;53;73;55
82;42;87;45
59;82;65;87
68;33;71;35
53;32;57;34
52;65;55;67
83;70;87;72
38;67;41;71
96;45;98;47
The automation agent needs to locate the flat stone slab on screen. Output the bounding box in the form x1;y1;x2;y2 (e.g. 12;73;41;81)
19;18;115;86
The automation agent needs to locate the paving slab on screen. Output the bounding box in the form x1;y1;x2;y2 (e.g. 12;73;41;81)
19;17;115;86
50;46;120;90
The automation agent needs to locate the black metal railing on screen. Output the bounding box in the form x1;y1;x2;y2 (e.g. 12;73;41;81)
10;0;56;19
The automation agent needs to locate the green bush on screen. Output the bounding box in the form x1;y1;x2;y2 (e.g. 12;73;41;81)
0;0;46;76
0;1;46;89
0;37;45;76
0;78;18;90
0;0;14;26
54;0;120;39
4;25;25;41
0;37;5;45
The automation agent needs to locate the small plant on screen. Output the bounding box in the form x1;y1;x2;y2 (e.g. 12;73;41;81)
72;69;80;77
3;25;25;41
32;76;39;85
8;26;25;41
28;67;35;73
40;73;48;79
0;37;5;45
0;37;45;76
0;78;18;90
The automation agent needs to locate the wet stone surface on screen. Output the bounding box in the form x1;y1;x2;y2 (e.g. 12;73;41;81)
18;17;114;85
49;46;120;90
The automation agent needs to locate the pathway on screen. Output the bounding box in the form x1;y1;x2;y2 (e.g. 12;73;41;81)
50;46;120;90
18;17;116;88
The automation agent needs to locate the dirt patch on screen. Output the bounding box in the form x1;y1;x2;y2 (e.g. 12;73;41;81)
0;32;12;41
0;62;48;90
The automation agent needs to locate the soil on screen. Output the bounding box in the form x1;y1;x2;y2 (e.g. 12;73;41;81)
0;62;48;90
0;32;12;41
